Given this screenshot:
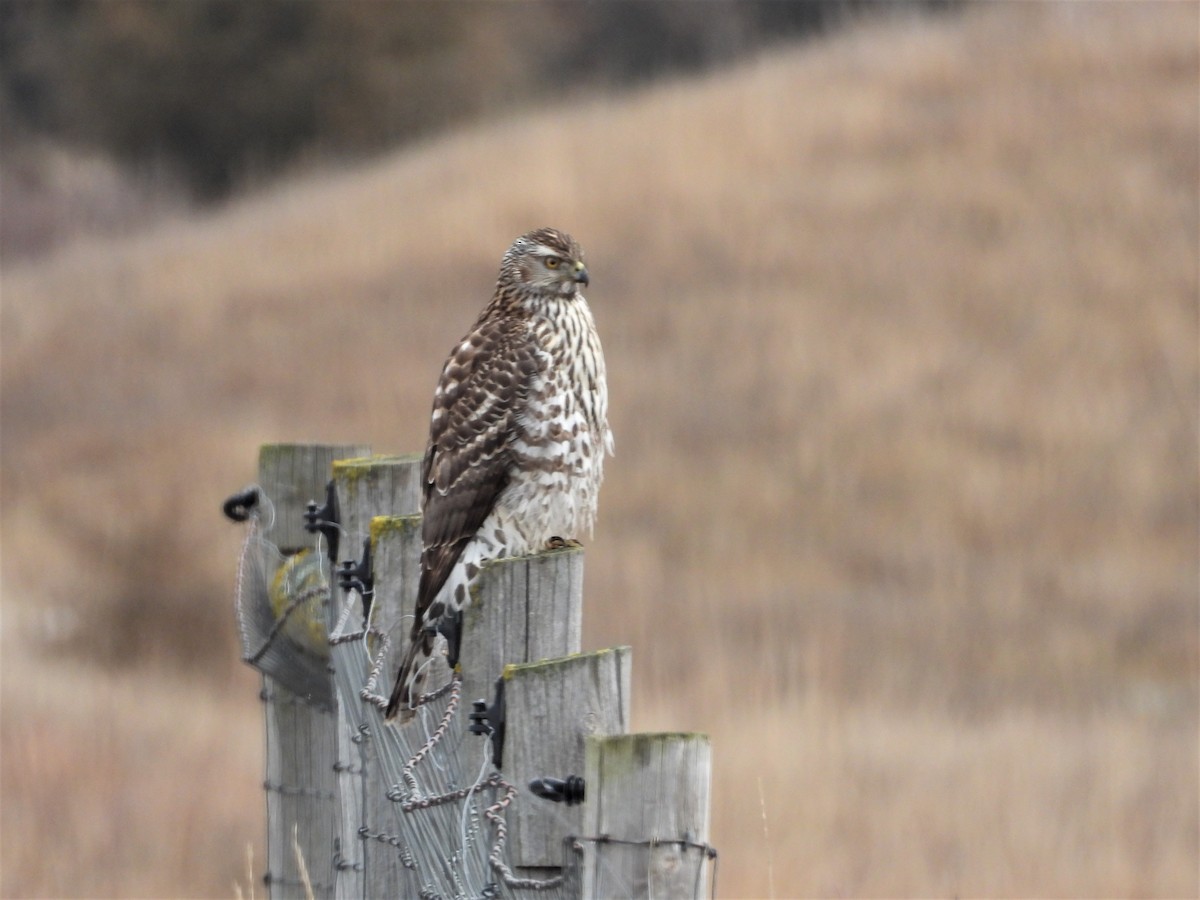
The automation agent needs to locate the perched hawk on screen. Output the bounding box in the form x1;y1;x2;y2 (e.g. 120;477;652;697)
386;228;613;722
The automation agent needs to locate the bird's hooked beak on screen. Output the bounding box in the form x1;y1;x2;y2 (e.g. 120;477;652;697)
573;261;589;287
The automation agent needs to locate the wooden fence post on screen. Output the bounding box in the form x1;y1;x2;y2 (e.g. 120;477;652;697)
503;647;632;878
329;455;421;900
581;733;714;898
459;546;585;719
256;443;369;900
236;444;715;898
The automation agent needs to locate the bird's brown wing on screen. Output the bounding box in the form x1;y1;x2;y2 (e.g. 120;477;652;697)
410;315;538;638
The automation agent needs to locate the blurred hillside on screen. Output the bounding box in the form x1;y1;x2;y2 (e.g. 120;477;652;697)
2;2;1197;897
0;0;953;205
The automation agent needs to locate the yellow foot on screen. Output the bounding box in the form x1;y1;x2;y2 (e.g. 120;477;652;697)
545;536;583;550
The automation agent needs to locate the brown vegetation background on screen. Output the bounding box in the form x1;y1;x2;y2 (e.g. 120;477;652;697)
2;3;1197;897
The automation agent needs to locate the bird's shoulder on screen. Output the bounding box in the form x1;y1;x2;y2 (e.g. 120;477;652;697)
435;308;541;408
421;304;542;494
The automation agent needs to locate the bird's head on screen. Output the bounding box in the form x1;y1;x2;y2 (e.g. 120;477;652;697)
499;227;589;298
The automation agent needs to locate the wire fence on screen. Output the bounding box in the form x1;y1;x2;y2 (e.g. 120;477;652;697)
226;446;715;899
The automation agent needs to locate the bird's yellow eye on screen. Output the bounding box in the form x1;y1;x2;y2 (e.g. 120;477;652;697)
544;256;561;269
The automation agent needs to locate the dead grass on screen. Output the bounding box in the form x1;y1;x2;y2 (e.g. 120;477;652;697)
0;625;263;897
699;694;1197;897
2;2;1196;896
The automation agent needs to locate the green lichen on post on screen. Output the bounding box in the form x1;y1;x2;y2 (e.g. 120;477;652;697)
333;453;422;484
502;645;630;680
465;582;488;627
257;442;297;470
476;543;584;572
333;456;375;485
588;732;710;773
369;514;420;548
531;543;585;562
268;548;330;654
596;732;709;749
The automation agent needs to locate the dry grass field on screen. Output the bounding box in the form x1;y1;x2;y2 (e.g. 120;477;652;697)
2;3;1197;897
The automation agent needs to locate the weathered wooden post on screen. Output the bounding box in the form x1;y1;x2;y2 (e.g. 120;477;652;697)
252;442;369;899
454;550;629;886
328;455;420;900
503;647;631;879
459;547;585;725
581;733;714;898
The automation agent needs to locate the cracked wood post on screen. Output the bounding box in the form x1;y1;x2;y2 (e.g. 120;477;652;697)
257;442;369;900
456;545;588;884
581;733;714;899
503;647;632;880
458;546;585;713
329;455;421;900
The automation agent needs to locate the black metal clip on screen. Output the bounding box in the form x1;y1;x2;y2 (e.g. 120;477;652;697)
304;480;341;565
529;775;585;806
337;537;374;622
223;486;259;522
469;677;506;769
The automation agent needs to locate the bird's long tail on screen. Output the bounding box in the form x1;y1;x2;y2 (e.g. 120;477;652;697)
385;630;436;722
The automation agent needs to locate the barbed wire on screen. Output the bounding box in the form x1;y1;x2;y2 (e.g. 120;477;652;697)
567;836;719;900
